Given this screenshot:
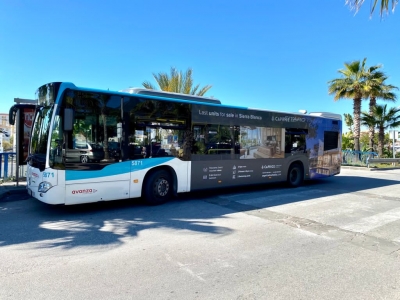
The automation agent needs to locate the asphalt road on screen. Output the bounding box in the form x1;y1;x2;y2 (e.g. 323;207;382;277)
1;168;400;300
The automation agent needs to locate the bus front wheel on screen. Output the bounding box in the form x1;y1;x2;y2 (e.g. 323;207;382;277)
143;170;172;205
287;163;304;187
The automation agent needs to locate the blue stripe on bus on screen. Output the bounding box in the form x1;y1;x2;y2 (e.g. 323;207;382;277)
65;157;175;181
130;157;175;171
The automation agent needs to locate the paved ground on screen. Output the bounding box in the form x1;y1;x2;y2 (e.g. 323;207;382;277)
2;167;400;299
0;180;27;200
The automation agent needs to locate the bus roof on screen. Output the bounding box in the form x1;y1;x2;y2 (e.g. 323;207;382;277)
119;88;221;105
52;83;342;121
309;112;342;120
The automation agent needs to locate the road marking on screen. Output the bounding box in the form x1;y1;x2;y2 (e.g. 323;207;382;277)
204;197;400;256
341;207;400;233
165;253;205;282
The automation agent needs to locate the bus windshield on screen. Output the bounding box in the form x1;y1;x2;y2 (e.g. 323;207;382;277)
28;106;54;170
28;83;60;170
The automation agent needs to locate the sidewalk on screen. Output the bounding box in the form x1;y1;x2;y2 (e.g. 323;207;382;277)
341;165;400;171
0;180;28;200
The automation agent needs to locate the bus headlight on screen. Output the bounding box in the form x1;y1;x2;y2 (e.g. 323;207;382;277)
38;182;53;193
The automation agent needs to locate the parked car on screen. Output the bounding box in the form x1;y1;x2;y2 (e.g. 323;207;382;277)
107;141;121;161
64;142;105;163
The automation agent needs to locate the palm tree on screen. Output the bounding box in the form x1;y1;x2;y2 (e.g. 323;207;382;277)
364;69;397;150
328;58;371;151
142;67;212;96
361;104;400;156
346;0;398;17
142;67;213;160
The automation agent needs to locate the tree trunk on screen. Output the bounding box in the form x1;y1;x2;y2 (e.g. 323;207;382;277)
353;97;362;151
368;97;377;151
378;127;384;157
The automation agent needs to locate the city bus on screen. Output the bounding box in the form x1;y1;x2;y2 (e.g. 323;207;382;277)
26;82;342;205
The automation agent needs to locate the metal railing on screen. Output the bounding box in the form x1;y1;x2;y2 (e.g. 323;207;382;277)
342;150;378;167
0;152;27;182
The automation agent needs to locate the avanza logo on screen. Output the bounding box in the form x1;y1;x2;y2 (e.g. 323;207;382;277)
72;189;98;195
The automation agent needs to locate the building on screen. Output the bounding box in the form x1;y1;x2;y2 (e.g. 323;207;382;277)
0;112;15;152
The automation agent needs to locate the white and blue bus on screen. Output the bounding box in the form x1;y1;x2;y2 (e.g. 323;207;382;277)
26;82;342;205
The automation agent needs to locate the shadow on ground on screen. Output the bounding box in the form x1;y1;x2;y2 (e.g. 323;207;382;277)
0;173;398;250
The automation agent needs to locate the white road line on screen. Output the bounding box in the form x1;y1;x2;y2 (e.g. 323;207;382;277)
341;207;400;233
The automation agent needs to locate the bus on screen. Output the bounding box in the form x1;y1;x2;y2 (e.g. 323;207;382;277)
26;82;342;205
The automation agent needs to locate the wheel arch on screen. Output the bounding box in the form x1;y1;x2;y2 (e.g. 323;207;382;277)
288;160;304;174
287;160;305;187
142;165;178;197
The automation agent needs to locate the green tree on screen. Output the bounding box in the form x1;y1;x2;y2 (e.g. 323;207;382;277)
2;141;12;151
361;104;400;156
344;113;354;132
328;58;371;151
346;0;398;17
342;132;355;150
143;67;212;96
359;131;378;151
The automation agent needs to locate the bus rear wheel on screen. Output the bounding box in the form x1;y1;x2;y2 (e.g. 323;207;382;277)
143;170;172;205
287;163;304;187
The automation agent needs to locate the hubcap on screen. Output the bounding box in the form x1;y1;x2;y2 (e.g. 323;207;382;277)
156;178;169;197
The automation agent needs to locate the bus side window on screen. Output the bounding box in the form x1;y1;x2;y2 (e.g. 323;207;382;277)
192;124;239;160
285;129;307;154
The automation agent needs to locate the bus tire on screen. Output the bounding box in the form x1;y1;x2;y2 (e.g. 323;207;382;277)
287;163;303;187
143;170;172;205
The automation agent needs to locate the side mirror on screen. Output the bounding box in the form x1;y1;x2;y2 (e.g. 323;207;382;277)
64;108;74;131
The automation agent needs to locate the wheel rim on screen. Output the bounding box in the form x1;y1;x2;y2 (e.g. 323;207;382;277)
155;178;169;197
81;156;88;163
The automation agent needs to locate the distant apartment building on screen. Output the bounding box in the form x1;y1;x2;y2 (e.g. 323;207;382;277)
0;112;15;151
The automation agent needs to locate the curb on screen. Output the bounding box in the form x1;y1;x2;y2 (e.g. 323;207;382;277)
0;189;29;202
0;183;28;201
341;166;400;171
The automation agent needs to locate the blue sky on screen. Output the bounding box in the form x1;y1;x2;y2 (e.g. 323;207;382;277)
1;0;399;123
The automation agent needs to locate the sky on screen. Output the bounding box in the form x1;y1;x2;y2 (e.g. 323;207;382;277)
1;0;399;125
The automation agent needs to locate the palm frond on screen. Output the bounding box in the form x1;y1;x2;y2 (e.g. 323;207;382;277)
142;67;212;96
346;0;398;16
142;81;156;90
